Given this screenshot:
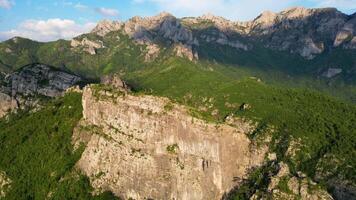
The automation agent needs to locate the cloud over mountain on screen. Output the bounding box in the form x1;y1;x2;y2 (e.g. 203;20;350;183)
95;7;119;17
0;18;96;42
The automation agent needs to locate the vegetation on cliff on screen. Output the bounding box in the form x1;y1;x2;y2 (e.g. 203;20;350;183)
0;92;117;200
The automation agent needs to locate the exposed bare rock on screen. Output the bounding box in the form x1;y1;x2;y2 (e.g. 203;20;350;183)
4;64;82;97
0;92;17;118
250;11;278;34
299;37;324;59
75;85;269;200
123;12;196;45
268;162;290;192
91;20;122;37
248;7;347;58
334;31;353;47
144;43;160;61
322;68;343;78
344;36;356;49
0;171;11;198
334;14;356;48
100;74;130;90
200;31;248;50
0;63;82;116
71;37;104;55
285;138;303;159
173;43;198;61
83;7;355;60
120;12;203;60
265;162;333;200
4;48;12;53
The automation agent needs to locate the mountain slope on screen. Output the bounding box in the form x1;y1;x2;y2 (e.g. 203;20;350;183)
0;7;356;200
0;7;356;102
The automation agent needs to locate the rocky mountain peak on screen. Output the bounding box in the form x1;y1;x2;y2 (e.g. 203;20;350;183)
155;11;174;19
88;8;355;60
281;6;312;18
200;13;229;23
91;20;122;36
252;10;277;29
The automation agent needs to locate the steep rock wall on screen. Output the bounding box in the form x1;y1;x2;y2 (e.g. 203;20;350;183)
75;85;268;200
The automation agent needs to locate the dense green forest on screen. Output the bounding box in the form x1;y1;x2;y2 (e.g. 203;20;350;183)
0;92;118;200
0;56;355;199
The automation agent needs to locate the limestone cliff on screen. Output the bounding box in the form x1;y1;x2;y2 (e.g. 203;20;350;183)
0;63;82;117
73;85;268;200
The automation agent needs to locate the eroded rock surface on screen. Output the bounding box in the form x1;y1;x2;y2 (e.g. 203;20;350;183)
91;20;122;37
71;37;104;55
0;171;11;198
0;92;17;118
74;85;268;200
0;63;82;117
264;162;333;200
4;64;82;97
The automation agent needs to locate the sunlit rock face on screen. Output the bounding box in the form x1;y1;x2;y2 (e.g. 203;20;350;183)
74;85;268;200
88;8;356;60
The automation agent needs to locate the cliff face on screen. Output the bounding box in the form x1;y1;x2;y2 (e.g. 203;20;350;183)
0;63;82;118
74;85;268;200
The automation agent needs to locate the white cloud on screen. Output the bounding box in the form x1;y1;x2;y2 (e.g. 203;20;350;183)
0;0;14;9
95;7;119;17
74;3;88;10
0;18;96;42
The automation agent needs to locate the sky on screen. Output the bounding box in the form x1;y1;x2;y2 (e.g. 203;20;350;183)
0;0;355;42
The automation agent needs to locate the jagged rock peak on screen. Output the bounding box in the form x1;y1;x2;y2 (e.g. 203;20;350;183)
280;6;343;19
253;10;277;25
154;11;174;18
91;20;122;36
100;74;130;91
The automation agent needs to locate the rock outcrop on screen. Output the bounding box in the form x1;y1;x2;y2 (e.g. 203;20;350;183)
246;7;347;58
91;20;122;37
322;68;343;78
0;63;82;117
71;37;104;55
261;162;333;200
334;14;356;49
3;64;82;97
0;171;11;198
74;84;268;200
0;92;17;118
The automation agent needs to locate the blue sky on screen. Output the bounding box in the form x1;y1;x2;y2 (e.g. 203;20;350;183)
0;0;356;41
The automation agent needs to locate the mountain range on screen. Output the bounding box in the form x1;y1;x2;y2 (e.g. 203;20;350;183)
0;6;356;200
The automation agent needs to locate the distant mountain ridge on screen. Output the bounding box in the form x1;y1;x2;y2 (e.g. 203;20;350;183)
88;7;356;59
1;7;356;200
0;6;356;103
